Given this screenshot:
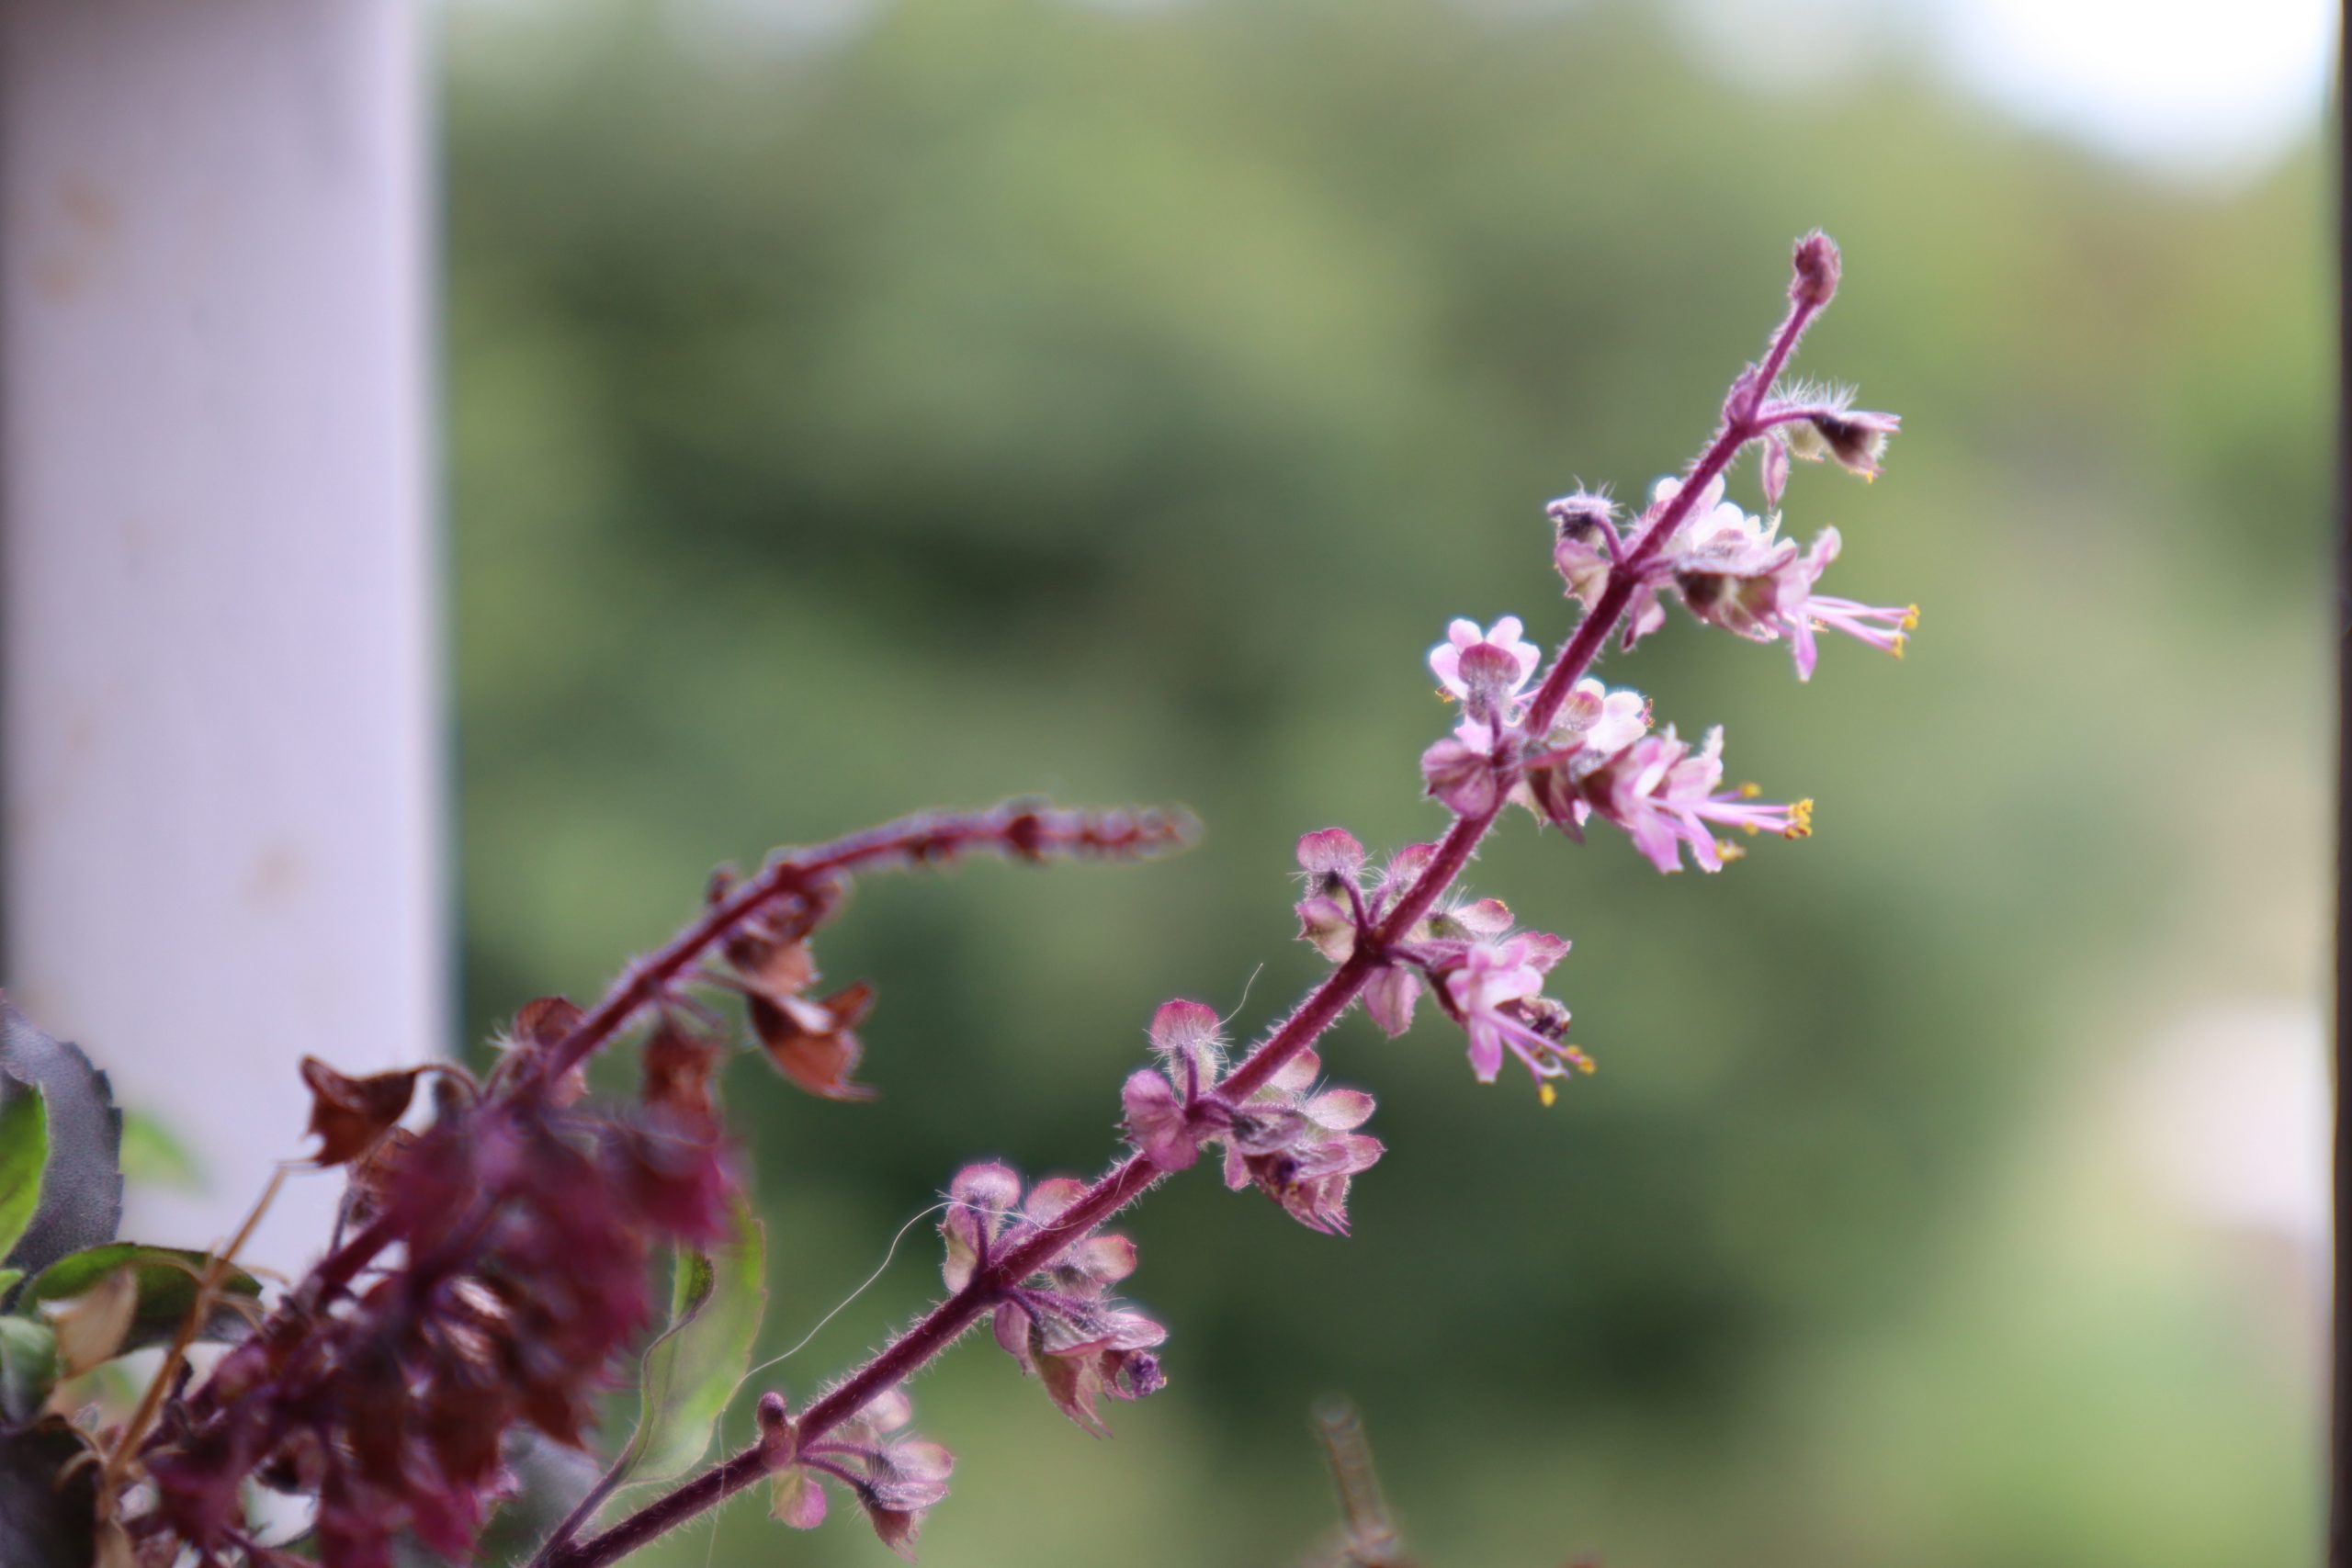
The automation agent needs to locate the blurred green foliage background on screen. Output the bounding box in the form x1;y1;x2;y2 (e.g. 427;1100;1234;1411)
441;2;2331;1563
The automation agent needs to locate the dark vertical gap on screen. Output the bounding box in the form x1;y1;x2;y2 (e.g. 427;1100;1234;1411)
2334;1;2349;1559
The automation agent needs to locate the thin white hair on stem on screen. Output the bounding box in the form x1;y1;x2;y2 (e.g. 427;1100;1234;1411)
742;1200;954;1386
1224;963;1266;1029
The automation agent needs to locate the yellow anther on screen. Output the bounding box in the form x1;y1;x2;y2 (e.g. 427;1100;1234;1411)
1783;798;1815;839
1537;1082;1558;1108
1437;688;1456;703
1737;782;1761;798
1715;838;1747;862
1568;1048;1596;1075
1889;634;1906;660
1901;604;1920;631
1740;821;1760;836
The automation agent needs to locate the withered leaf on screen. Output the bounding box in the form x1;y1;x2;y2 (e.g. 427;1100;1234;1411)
749;984;876;1102
641;1022;722;1125
299;1056;423;1167
726;931;817;1006
42;1265;136;1376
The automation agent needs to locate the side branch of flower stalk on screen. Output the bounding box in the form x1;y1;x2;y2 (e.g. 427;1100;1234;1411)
548;244;1841;1568
537;804;1193;1087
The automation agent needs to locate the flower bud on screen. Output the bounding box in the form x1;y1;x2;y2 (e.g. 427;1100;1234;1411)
756;1392;797;1464
1295;894;1357;963
1790;229;1839;310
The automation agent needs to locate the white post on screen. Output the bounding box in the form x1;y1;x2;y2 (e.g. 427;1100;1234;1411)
0;0;440;1270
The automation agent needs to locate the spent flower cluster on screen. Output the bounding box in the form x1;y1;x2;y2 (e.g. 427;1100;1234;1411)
0;231;1909;1568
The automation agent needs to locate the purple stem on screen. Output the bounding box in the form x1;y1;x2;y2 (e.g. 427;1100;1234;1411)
543;252;1829;1568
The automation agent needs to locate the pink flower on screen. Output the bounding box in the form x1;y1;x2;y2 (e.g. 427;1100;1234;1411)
1650;478;1916;681
939;1166;1167;1436
1361;890;1527;1043
1551;677;1650;760
1121;998;1234;1171
1577;724;1812;874
1511;677;1651;836
1769;528;1917;682
1428;616;1539;706
765;1386;955;1562
1441;933;1589;1093
1221;1049;1382;1236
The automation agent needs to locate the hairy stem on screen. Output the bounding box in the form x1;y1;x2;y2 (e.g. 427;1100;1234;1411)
546;271;1826;1568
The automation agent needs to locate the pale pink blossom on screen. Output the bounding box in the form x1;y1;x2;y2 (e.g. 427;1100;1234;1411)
1577;724;1811;874
1441;933;1588;1091
1428;616;1540;705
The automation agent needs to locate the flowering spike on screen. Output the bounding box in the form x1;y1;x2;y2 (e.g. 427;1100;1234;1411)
110;239;1915;1568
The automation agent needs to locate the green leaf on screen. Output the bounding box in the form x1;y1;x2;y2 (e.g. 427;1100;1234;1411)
0;1089;47;1266
614;1199;766;1491
0;1315;57;1423
0;998;122;1281
22;1245;261;1357
118;1111;202;1191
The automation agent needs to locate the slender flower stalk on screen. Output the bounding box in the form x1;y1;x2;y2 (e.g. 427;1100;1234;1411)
542;230;1912;1568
